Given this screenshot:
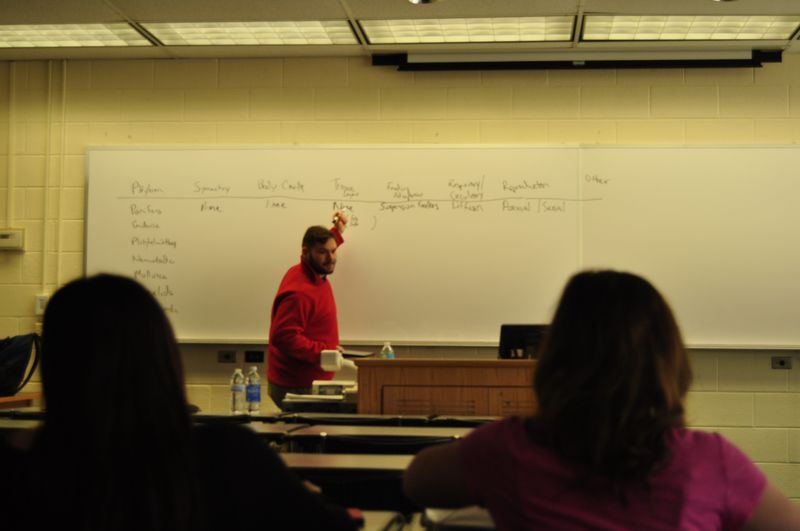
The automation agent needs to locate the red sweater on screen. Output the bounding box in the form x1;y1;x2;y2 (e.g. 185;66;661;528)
267;229;343;388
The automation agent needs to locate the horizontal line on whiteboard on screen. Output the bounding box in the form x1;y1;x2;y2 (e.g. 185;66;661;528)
117;195;603;203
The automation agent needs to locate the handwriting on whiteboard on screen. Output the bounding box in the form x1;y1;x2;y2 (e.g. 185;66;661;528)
120;175;607;316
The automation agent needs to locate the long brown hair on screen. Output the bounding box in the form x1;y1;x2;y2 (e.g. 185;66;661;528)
531;270;692;489
36;274;202;531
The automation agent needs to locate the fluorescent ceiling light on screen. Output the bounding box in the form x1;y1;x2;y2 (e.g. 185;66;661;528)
0;23;151;48
360;17;574;44
144;21;357;45
583;15;800;41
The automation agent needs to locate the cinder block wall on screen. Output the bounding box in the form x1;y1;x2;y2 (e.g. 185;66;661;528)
1;56;799;501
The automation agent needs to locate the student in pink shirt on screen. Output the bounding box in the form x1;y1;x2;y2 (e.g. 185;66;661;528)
404;270;800;530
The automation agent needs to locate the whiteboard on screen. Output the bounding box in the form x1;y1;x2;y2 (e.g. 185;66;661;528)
580;146;800;349
86;146;581;345
86;145;800;348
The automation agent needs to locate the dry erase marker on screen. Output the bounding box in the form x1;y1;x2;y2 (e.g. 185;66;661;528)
333;207;352;224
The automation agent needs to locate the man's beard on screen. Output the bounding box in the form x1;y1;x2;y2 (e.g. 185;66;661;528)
309;258;335;276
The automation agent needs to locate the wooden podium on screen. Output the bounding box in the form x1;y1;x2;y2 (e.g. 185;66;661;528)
355;358;536;416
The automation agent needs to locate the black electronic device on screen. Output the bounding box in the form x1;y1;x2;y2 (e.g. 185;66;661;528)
498;324;548;359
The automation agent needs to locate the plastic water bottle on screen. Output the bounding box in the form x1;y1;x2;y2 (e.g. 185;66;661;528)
380;341;395;360
246;366;261;414
230;368;245;414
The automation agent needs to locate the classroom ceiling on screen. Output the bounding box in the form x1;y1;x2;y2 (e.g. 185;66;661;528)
1;0;799;66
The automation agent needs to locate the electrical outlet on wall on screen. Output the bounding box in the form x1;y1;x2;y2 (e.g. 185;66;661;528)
217;350;236;363
771;356;792;369
34;294;49;316
0;228;24;251
245;350;264;363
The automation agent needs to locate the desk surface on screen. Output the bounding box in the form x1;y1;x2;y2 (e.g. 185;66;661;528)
247;422;309;436
0;392;42;409
279;412;432;426
289;425;473;438
361;511;407;531
193;410;278;421
0;418;41;431
280;452;413;471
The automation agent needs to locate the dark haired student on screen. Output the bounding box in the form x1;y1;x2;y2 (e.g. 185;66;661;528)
3;274;356;531
267;210;349;408
404;270;800;531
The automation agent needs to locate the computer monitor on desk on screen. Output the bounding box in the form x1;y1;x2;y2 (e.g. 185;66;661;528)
498;324;548;359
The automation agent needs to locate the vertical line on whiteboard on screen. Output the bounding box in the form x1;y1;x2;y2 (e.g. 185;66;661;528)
577;147;584;270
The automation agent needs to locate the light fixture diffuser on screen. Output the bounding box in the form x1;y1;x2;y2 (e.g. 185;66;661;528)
0;23;151;48
583;15;800;41
361;17;574;44
143;21;358;45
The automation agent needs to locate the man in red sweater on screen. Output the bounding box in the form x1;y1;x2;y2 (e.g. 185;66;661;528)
267;210;349;408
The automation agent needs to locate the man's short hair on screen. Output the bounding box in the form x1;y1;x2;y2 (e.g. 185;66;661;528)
302;226;335;248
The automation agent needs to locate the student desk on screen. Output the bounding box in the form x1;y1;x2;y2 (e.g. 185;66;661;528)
246;421;310;445
285;425;472;454
278;412;432;427
421;507;495;530
356;359;536;416
278;412;498;428
280;452;413;472
0;393;42;410
426;416;499;428
280;453;415;512
281;395;358;414
361;510;407;531
192;411;280;424
0;418;40;432
0;406;43;419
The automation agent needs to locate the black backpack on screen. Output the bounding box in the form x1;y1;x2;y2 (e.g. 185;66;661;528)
0;333;41;397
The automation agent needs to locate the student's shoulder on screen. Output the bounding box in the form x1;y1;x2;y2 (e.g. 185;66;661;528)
464;416;530;450
672;428;724;449
472;415;527;435
670;428;747;466
276;264;313;289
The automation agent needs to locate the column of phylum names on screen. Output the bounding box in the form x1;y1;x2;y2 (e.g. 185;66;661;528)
128;180;178;315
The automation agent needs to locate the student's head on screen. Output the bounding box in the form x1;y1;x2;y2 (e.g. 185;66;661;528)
302;225;338;275
39;274;198;530
532;270;692;484
42;273;188;426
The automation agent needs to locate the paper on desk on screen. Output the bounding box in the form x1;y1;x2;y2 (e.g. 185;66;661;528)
283;393;344;401
424;506;494;528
